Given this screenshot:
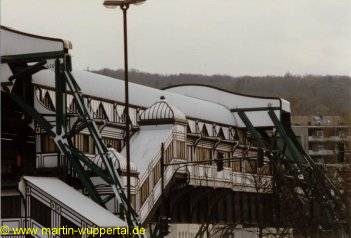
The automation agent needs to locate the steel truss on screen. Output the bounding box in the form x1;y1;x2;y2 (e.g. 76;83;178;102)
238;110;345;231
2;53;143;235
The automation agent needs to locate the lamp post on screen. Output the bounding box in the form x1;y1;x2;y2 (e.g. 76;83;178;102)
103;0;145;224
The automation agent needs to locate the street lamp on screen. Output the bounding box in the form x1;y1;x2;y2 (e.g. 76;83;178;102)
103;0;146;224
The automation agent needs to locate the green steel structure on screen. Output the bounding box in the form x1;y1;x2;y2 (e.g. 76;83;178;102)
2;52;144;236
238;110;345;231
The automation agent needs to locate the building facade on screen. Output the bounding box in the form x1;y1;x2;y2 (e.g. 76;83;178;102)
1;26;345;237
292;115;351;165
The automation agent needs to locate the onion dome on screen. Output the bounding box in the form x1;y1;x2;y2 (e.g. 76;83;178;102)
91;148;138;174
139;96;186;125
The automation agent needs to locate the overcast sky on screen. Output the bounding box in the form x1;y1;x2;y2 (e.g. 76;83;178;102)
1;0;351;76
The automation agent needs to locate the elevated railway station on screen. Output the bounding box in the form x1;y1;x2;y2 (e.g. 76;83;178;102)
0;26;347;237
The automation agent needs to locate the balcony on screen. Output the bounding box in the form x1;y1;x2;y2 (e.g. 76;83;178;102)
308;149;334;156
308;135;351;142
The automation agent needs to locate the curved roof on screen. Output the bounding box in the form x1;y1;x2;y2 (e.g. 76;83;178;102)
164;84;291;127
164;84;285;110
140;96;186;124
0;25;71;60
32;70;236;125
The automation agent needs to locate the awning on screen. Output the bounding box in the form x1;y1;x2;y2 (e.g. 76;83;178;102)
0;25;71;62
19;176;127;227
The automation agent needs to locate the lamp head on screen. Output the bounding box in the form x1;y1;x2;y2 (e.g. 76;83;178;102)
103;0;146;8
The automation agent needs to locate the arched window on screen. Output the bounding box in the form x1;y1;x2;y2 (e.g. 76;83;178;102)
42;91;55;111
96;103;108;120
113;104;120;123
217;128;225;139
187;124;192;133
201;125;209;137
68;98;79;114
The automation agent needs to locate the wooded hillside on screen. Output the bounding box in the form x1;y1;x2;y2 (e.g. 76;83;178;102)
93;68;351;117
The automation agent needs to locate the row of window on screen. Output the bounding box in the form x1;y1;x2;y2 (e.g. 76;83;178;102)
190;146;271;173
37;88;139;125
308;128;349;138
187;124;229;140
42;134;271;173
31;197;81;238
140;142;272;207
41;134;122;154
140;177;149;205
140;140;186;205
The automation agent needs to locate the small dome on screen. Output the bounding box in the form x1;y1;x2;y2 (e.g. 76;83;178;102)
91;148;138;173
139;96;186;125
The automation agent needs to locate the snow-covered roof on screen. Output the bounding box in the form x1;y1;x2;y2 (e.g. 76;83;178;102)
0;26;71;59
31;70;236;126
164;84;284;110
122;124;173;174
165;84;291;127
19;176;127;227
139;96;186;124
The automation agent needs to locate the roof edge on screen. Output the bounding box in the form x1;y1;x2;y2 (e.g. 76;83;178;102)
0;25;72;50
162;83;281;101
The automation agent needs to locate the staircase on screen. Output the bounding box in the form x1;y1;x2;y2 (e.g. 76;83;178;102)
127;125;185;224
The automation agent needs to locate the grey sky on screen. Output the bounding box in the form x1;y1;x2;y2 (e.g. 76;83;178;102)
1;0;351;76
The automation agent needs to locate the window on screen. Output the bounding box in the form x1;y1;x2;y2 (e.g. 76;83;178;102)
336;142;345;163
74;134;94;154
195;147;212;161
314;129;324;137
217;150;231;167
95;104;108;119
41;134;58;153
42;91;55;111
187;145;193;161
201;126;209;136
153;161;161;186
131;194;136;210
103;137;122;152
165;143;174;164
260;163;272;175
1;196;21;218
337;129;346;138
140;178;149;205
245;159;257;174
175;140;186;159
217;128;225;139
113;105;121;123
187;125;192;133
120;110;127;123
68;98;79;113
232;158;242;172
61;216;78;238
31;197;51;227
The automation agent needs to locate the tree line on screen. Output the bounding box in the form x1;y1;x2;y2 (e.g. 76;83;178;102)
92;68;351;118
